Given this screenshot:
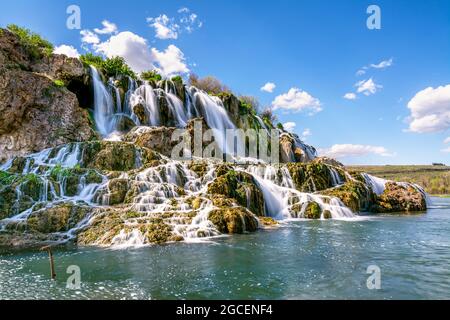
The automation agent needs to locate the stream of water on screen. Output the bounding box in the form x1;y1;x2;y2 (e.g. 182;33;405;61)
1;197;449;300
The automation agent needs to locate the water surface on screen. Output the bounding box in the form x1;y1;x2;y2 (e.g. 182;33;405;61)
1;197;449;300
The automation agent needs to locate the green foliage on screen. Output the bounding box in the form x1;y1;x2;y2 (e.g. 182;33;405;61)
102;56;136;79
53;79;65;87
239;96;260;115
260;108;277;128
80;54;136;79
80;53;104;69
0;171;16;186
171;75;183;85
7;24;54;59
141;70;162;82
276;123;284;130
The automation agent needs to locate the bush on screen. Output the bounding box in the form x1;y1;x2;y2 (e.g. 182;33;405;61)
80;54;136;79
7;24;53;59
53;80;65;87
276;123;284;130
80;53;104;69
141;70;162;82
102;56;136;79
171;75;183;85
260;108;277;127
239;96;260;115
189;74;230;95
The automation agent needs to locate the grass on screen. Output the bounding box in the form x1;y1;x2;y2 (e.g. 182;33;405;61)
348;165;450;195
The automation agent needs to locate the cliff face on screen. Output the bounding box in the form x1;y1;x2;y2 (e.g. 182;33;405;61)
0;29;97;163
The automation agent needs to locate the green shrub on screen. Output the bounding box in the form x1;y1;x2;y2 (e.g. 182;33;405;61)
102;56;136;79
80;53;104;69
7;24;53;59
171;75;183;85
80;54;136;80
141;70;162;82
189;74;230;95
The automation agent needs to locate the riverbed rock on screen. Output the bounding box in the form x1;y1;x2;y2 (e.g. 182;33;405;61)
208;207;259;234
207;170;265;216
370;182;427;213
26;203;91;234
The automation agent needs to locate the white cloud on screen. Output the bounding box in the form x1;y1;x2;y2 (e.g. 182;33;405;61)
272;88;322;114
343;93;357;100
95;31;155;73
357;58;393;76
147;9;202;39
407;84;450;133
80;30;100;45
319;144;394;158
301;128;312;140
283;122;296;132
355;78;382;96
441;147;450;153
444;137;450;144
151;45;189;77
147;14;179;40
261;82;276;93
370;58;393;69
94;20;118;35
53;45;80;58
178;7;190;13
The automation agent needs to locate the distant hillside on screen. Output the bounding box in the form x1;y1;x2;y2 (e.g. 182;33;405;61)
348;165;450;195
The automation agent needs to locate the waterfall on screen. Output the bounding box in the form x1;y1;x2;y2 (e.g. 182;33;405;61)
91;66;115;136
329;167;344;186
362;173;388;195
243;165;355;219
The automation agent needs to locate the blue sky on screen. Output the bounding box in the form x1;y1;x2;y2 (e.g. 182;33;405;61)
1;0;449;165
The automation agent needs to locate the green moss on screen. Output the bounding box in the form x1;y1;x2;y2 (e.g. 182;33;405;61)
0;171;17;187
53;79;65;87
7;24;53;60
171;75;183;85
208;207;258;234
304;202;322;219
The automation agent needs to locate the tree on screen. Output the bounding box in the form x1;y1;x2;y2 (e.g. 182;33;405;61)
188;73;230;95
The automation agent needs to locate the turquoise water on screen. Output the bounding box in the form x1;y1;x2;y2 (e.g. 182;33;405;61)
1;197;449;300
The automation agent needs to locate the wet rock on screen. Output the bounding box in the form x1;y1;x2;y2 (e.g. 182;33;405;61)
27;203;91;234
370;182;427;213
208;207;258;234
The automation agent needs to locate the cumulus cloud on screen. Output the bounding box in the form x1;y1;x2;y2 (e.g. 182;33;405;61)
272;88;322;114
147;14;179;40
406;84;450;133
151;45;189;77
355;78;382;96
283;122;296;132
319;144;394;158
95;31;155;73
301;128;312;140
261;82;276;93
94;20;118;35
343;93;357;100
53;45;80;58
80;30;100;45
441;147;450;153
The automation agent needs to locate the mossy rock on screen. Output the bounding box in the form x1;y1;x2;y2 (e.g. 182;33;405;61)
207;170;265;216
208;207;258;234
304;202;322;219
106;178;129;205
319;181;373;213
27;203;91;234
370;182;426;213
259;217;279;226
287;162;334;192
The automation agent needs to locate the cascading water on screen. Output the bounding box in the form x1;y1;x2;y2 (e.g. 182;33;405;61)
362;173;388;195
91;66;115;136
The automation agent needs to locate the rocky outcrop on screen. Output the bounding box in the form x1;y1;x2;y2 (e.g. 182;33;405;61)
0;28;96;163
208;207;259;234
370;182;427;213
